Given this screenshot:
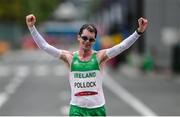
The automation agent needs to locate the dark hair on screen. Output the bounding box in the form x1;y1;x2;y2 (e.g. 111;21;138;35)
78;24;97;38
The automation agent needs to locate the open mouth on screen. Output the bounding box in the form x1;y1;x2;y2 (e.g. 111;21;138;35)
84;44;91;48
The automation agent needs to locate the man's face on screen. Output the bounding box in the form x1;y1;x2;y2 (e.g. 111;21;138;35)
78;29;96;51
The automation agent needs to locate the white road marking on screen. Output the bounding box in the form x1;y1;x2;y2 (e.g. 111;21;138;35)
53;65;68;76
0;65;29;109
33;65;50;77
0;65;11;77
0;93;8;107
104;72;157;116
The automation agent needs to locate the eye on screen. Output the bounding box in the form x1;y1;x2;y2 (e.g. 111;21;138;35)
89;38;95;42
81;36;88;41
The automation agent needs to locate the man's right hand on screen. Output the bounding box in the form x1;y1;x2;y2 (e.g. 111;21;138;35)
26;14;36;27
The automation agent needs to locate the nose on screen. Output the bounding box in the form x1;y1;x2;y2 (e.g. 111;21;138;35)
86;39;91;42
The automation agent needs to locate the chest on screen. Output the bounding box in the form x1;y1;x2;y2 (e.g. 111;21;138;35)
71;53;100;72
71;58;99;71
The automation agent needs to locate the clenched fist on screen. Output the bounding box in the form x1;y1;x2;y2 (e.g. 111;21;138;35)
26;14;36;27
137;17;148;33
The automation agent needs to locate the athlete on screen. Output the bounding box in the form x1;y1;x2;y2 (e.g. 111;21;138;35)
26;14;148;116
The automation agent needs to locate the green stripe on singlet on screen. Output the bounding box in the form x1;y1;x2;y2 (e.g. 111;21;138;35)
71;52;100;71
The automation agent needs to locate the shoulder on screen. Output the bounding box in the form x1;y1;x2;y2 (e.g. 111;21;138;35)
97;49;110;64
62;50;73;55
96;49;107;58
61;50;73;58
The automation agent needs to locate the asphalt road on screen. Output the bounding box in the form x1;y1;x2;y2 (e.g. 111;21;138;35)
0;50;180;116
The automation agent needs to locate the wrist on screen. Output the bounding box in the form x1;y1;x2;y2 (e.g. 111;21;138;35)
136;28;143;35
28;24;34;28
28;25;35;31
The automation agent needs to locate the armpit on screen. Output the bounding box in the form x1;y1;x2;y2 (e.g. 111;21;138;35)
60;51;72;67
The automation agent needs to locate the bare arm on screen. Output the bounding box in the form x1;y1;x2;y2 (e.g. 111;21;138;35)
97;17;148;66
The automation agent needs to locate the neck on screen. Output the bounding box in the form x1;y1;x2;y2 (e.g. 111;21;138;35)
78;48;92;58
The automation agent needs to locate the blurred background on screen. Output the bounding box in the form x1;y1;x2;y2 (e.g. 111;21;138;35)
0;0;180;116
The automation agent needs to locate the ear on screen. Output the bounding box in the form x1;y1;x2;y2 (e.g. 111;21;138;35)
77;35;81;41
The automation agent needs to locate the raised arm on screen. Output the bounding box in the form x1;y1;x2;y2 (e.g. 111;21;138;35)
97;17;148;65
26;14;72;67
26;14;62;58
